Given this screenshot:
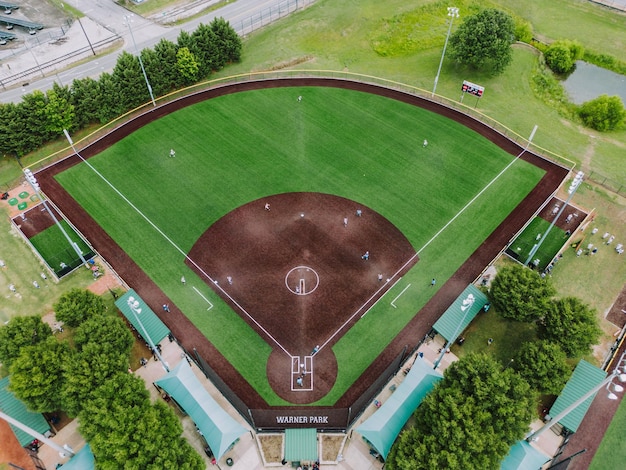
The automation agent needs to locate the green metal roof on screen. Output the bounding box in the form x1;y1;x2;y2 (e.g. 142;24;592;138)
432;284;488;342
115;289;171;345
500;440;549;470
0;376;50;446
549;360;607;432
285;428;318;462
155;361;247;460
61;444;95;470
356;357;443;459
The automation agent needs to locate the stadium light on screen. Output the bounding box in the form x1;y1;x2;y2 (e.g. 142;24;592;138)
127;296;170;372
524;170;584;267
123;14;156;107
432;7;459;97
22;168;89;269
526;350;626;442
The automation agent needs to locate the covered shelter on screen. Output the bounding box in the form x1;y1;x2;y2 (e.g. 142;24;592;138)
115;289;171;346
0;376;50;446
284;428;318;462
548;359;607;433
500;440;549;470
154;361;247;460
356;357;443;460
432;284;488;342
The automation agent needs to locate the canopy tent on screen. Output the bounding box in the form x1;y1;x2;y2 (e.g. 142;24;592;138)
284;428;318;462
500;440;549;470
61;444;95;470
154;361;247;460
356;357;443;460
432;284;488;342
115;289;171;345
0;376;50;446
549;359;607;433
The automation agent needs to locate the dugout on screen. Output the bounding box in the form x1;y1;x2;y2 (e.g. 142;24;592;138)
432;284;489;344
155;360;248;460
355;357;442;460
500;440;550;470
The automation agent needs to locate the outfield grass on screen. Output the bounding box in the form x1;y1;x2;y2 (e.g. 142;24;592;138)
54;86;544;404
589;392;626;470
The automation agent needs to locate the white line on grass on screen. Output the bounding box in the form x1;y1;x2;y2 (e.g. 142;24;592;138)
192;286;214;310
390;283;411;309
63;146;292;357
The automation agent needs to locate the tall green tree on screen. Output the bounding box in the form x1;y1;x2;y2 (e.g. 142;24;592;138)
210;17;242;66
153;39;184;92
512;340;571;395
43;88;75;135
0;315;52;369
191;22;218;78
80;373;204;469
54;288;107;328
69;77;102;128
73;314;133;356
112;51;151;110
387;354;533;470
538;297;602;357
449;9;516;75
8;337;70;413
489;264;556;322
176;47;200;86
97;72;123;123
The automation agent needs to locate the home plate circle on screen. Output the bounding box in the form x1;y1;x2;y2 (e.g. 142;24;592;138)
285;266;320;295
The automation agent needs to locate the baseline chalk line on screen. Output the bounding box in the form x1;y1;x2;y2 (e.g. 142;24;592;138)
192;286;214;310
391;283;411;308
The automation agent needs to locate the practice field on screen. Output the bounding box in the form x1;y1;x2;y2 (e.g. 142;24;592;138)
39;80;565;411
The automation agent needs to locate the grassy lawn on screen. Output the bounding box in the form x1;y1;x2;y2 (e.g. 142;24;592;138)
54;86;543;404
29;220;93;274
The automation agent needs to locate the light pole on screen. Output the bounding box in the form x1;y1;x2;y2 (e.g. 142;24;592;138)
432;7;459;97
433;292;475;369
526;351;626;442
123;14;156;107
127;296;169;372
525;170;584;267
23;168;88;269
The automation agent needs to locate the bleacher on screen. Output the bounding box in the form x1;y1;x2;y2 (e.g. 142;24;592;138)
0;15;43;34
0;2;19;14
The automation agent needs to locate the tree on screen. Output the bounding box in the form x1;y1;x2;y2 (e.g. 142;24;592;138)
70;77;102;128
210;17;242;66
191;22;218;78
53;288;107;328
387;354;533;469
489;264;556;322
112;51;150;110
578;94;626;131
73;314;133;357
153;39;184;92
544;40;584;74
43;88;76;135
97;72;123;123
538;297;602;357
80;373;204;469
8;337;70;413
449;9;516;75
512;341;571;395
176;47;200;86
0;315;52;369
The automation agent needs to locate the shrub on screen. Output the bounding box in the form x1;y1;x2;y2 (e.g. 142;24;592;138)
578;95;626;131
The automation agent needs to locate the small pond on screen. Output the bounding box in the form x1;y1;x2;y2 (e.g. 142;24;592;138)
562;61;626;105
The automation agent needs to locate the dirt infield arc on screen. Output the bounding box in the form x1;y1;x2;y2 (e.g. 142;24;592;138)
186;192;417;403
35;78;569;420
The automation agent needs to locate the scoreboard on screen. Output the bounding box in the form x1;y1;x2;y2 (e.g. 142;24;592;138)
461;80;484;97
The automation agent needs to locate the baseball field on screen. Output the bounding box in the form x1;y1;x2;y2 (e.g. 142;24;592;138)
36;80;565;411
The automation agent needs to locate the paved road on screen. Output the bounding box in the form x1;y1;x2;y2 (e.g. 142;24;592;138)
0;0;307;103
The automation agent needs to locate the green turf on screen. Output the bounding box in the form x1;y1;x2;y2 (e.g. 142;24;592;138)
55;86;544;405
29;220;92;274
508;217;568;270
589;391;626;469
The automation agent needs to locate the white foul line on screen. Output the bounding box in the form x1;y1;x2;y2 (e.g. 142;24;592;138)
192;286;214;310
390;283;411;308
